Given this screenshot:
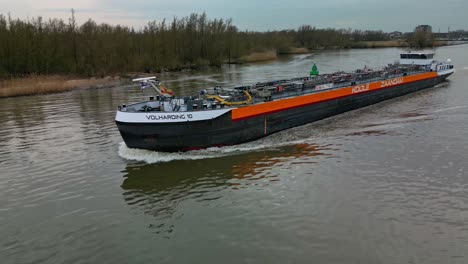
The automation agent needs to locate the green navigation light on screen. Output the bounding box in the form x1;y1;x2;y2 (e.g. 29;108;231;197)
310;64;319;76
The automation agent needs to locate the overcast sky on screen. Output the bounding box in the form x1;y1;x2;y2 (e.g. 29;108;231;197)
0;0;466;32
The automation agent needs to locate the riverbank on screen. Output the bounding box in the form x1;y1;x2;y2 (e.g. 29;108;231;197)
3;42;466;98
279;47;311;54
0;48;305;98
232;47;312;64
351;40;408;48
233;50;278;63
0;75;125;98
350;39;468;48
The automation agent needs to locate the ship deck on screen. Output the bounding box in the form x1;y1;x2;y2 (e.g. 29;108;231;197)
120;64;430;114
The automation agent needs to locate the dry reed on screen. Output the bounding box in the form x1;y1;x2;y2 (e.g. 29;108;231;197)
0;76;122;98
239;50;278;63
279;47;311;54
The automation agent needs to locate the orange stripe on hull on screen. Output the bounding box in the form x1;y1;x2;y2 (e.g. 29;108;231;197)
231;72;438;121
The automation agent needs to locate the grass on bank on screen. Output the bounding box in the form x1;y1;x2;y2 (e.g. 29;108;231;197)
351;39;452;48
231;47;312;63
278;47;311;54
351;40;408;48
0;76;123;98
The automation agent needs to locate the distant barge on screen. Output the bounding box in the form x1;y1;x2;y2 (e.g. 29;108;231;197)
116;52;455;152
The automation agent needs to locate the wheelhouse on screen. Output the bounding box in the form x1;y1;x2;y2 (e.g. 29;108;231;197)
400;52;435;65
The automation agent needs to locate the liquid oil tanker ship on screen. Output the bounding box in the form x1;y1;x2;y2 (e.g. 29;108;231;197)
116;52;455;152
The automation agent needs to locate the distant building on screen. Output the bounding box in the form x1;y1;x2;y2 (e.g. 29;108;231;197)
415;25;432;33
433;32;449;40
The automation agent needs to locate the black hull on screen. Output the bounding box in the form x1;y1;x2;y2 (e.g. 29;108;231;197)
116;74;450;152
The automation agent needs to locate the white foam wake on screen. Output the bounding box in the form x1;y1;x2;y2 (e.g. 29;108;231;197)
118;130;318;164
118;142;213;163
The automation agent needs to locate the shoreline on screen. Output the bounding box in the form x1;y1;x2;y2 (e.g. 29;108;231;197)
350;39;468;48
0;75;127;98
230;47;312;64
2;42;466;98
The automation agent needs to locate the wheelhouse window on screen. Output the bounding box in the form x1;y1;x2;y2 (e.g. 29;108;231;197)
400;53;434;59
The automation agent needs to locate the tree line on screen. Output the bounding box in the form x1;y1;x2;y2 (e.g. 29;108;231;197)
0;11;405;78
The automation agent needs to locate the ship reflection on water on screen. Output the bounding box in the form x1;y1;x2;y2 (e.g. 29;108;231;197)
120;143;334;235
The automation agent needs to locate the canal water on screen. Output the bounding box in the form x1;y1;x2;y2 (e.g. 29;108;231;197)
1;45;468;264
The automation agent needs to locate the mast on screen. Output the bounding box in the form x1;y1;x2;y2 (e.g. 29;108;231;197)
132;76;173;97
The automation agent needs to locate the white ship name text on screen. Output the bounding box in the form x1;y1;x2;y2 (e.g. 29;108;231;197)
381;77;404;88
146;114;193;120
352;84;370;93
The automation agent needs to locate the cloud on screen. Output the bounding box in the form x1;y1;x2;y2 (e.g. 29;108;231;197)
0;0;466;31
26;0;98;10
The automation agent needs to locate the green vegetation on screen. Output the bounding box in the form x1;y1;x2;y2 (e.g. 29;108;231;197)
405;31;434;48
0;11;298;78
0;11;393;78
0;11;455;79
